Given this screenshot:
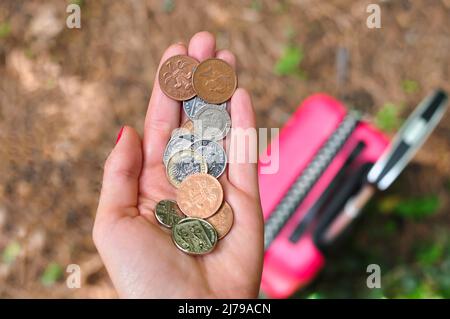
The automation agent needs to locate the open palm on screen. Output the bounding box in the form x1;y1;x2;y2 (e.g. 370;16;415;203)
93;32;264;298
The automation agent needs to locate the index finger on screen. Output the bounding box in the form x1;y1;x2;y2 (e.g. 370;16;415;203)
143;43;188;167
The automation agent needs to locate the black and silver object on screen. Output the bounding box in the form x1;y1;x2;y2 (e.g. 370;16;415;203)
264;112;361;250
318;89;448;245
289;141;366;243
313;162;374;248
367;89;448;189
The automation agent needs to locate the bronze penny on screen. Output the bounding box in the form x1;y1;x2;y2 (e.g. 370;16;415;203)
181;120;194;133
192;58;237;104
159;55;198;101
206;201;234;239
176;173;224;218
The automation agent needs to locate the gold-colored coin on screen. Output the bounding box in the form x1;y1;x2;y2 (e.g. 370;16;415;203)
192;58;237;104
166;150;207;187
172;218;217;255
154;200;185;228
159;55;198;101
176;173;224;218
206;201;234;239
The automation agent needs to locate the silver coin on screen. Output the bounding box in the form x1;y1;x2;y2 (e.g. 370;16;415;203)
163;134;196;166
183;96;226;120
155;199;184;228
166;149;207;187
172;217;218;255
170;127;192;139
190;139;227;178
193;106;231;141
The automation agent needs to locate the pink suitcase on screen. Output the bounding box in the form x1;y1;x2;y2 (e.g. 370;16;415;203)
258;93;389;298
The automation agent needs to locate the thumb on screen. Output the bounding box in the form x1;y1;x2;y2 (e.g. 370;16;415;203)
97;126;143;223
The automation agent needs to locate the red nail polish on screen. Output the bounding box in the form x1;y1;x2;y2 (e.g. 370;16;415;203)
116;126;125;144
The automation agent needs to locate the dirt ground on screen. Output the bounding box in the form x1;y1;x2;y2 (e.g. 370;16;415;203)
0;0;449;298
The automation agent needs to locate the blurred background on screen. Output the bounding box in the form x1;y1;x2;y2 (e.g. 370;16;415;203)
0;0;449;298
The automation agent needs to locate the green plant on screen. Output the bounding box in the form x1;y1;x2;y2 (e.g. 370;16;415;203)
41;262;63;286
306;292;324;299
416;242;444;266
375;102;403;132
0;22;11;39
274;45;305;77
394;196;440;220
402;80;419;94
2;241;21;264
71;0;84;6
275;1;290;14
378;195;401;213
251;0;263;11
403;283;439;299
383;220;397;235
377;195;439;220
163;0;175;13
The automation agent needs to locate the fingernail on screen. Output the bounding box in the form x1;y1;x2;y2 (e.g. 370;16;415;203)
116;126;125;144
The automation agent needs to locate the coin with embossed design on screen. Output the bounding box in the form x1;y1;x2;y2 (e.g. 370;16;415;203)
163;134;196;166
183;96;226;120
206;201;234;239
176;173;223;218
191;139;227;178
155;200;185;228
172;218;217;255
193;106;231;141
159;55;198;101
192;58;237;104
166;150;207;187
170;127;191;139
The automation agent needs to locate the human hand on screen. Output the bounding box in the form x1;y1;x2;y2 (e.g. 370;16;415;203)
93;32;264;298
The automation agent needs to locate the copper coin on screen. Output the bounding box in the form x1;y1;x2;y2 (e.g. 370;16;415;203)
192;58;237;104
206;201;234;239
181;120;194;133
176;173;224;218
159;55;198;101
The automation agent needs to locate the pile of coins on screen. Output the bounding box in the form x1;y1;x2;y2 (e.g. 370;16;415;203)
154;55;237;255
